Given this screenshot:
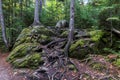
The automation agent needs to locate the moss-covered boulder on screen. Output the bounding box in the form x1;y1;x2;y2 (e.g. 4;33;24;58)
69;30;104;59
7;43;38;62
13;28;32;47
14;26;54;47
7;43;42;68
12;53;42;68
7;25;54;68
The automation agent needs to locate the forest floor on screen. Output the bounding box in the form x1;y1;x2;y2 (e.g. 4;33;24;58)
32;54;120;80
0;52;120;80
0;52;33;80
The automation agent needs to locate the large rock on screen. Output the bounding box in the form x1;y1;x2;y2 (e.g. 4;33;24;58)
69;30;104;59
55;20;68;29
7;25;54;68
12;53;42;68
14;26;54;47
7;43;42;68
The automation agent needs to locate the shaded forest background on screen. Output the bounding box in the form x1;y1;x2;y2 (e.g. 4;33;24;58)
1;0;120;54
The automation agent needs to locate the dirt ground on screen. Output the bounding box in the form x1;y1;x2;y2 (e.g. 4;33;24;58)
0;53;28;80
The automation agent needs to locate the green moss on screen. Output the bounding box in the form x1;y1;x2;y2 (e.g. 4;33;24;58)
60;31;69;37
14;28;31;47
41;34;48;39
89;30;104;42
31;26;54;36
70;39;85;52
7;26;55;68
113;59;120;67
39;34;51;42
90;62;106;72
7;43;38;62
14;26;54;47
12;53;42;68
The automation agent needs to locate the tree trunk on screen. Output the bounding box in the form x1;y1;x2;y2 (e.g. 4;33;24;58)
20;0;23;20
43;0;46;7
32;0;41;26
39;0;42;16
64;0;75;57
0;0;9;48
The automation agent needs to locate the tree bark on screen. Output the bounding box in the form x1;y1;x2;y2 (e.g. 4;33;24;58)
64;0;75;57
43;0;46;7
32;0;41;26
20;0;23;20
0;0;9;48
39;0;42;16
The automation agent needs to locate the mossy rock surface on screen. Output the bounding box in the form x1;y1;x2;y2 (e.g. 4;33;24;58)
89;30;104;42
70;39;85;52
14;28;32;47
69;39;87;59
69;30;104;59
7;43;38;62
14;26;53;47
60;30;69;37
7;25;54;68
12;53;42;68
7;43;43;68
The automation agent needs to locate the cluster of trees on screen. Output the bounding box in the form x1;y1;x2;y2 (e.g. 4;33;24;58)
0;0;120;51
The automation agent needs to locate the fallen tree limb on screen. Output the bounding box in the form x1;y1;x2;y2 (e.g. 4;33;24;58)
112;28;120;35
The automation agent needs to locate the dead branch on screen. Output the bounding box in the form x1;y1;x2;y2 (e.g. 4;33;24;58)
112;28;120;35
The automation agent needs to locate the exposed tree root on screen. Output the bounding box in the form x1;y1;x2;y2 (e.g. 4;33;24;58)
26;36;120;80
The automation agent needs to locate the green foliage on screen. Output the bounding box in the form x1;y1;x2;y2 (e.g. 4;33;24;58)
103;46;120;54
41;0;65;26
75;5;98;28
99;4;120;30
64;0;100;28
103;48;118;54
1;0;34;48
107;0;120;5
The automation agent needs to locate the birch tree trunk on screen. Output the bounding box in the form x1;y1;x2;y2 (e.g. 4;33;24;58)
64;0;75;57
0;0;9;48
